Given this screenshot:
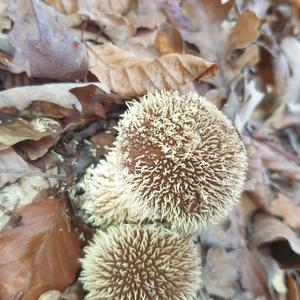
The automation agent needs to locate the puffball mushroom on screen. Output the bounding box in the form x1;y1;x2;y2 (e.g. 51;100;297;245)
113;90;247;232
71;90;247;232
69;150;137;226
80;224;201;300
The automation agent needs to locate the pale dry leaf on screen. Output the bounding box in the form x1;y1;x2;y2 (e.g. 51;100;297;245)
0;149;29;188
234;80;264;133
0;82;107;111
127;8;167;30
240;249;270;298
38;290;61;300
253;139;300;180
0;199;80;300
0;118;61;150
7;0;88;80
202;247;242;299
0;170;54;230
79;0;133;15
181;0;259;97
248;213;300;268
88;42;217;97
244;139;273;208
79;9;136;43
269;193;300;230
162;0;193;31
280;37;300;112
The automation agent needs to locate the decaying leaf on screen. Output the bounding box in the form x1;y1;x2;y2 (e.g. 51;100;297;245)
181;0;259;97
280;37;300;112
253;138;300;180
7;0;88;80
240;250;270;298
248;213;300;269
0;149;29;187
0;198;80;300
79;0;133;15
155;23;183;55
88;42;217;97
270;193;300;231
244;137;273;208
0;169;54;230
202;247;242;299
0;82;109;112
0;118;61;150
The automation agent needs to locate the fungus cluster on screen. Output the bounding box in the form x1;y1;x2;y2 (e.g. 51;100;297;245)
75;90;247;299
81;225;201;300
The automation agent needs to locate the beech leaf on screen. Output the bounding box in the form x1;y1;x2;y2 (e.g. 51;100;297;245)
7;0;88;80
88;42;217;97
0;82;108;111
0;199;80;300
249;213;300;269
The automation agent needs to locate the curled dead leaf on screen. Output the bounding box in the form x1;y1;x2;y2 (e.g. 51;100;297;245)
270;193;300;231
0;198;80;300
248;213;300;269
88;42;217;97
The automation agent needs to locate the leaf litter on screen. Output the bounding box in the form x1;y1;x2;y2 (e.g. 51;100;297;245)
1;0;300;299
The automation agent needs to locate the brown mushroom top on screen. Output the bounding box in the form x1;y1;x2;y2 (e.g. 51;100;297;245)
80;224;201;300
115;90;247;232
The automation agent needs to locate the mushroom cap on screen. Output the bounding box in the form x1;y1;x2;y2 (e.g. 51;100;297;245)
114;90;247;232
69;150;136;226
80;224;201;300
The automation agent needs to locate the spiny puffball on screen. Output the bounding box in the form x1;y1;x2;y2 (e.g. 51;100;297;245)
114;90;247;232
72;90;247;232
80;224;201;300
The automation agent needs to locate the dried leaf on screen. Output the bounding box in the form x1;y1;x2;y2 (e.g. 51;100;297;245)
127;8;167;30
80;9;136;43
244;138;273;208
253;139;300;180
249;213;300;269
280;37;300;112
162;0;193;31
155;23;183;55
0;118;61;150
202;247;242;299
0;199;80;300
88;42;217;97
0;149;29;187
0;82;107;111
233;80;264;132
181;0;259;96
269;193;300;231
7;0;88;80
226;11;260;53
0;171;53;230
240;250;270;298
79;0;133;15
